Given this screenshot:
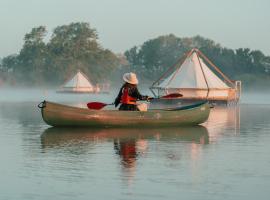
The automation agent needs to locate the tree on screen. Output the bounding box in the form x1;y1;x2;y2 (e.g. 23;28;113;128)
49;22;98;58
48;22;119;83
124;34;270;87
2;22;120;86
125;34;187;79
13;26;48;85
24;26;47;45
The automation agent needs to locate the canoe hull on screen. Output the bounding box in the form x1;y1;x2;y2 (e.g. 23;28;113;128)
40;101;210;127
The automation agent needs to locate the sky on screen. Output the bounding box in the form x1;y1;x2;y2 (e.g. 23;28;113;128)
0;0;269;57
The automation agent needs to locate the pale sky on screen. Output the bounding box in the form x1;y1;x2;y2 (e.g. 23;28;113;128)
0;0;269;57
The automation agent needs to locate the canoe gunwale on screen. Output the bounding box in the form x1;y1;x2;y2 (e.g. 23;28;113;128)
39;100;208;112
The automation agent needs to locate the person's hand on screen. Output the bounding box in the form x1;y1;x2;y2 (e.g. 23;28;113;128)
146;96;154;102
114;101;119;107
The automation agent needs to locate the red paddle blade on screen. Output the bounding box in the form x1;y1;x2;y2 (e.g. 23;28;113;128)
161;93;183;99
87;102;108;110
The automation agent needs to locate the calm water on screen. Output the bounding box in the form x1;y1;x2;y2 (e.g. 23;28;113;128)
0;89;270;200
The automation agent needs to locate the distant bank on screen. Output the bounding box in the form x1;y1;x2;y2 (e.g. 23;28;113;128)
0;22;269;90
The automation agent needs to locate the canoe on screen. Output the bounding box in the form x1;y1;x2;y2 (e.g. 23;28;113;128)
39;101;211;127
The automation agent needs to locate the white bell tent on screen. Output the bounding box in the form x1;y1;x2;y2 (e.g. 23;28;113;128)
59;70;95;93
150;49;241;102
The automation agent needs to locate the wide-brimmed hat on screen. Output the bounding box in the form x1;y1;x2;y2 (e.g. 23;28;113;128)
123;72;138;84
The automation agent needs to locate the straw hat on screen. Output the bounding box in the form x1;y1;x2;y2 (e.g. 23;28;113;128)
123;72;138;85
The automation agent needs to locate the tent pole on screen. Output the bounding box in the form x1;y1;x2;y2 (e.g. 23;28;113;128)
150;87;157;97
197;50;235;87
195;50;210;99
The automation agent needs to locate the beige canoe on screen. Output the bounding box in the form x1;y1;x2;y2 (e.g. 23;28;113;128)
39;101;210;127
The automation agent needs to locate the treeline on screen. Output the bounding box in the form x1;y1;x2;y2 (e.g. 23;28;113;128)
125;34;270;88
1;24;270;88
0;22;119;86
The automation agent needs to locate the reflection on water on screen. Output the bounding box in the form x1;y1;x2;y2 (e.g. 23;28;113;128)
207;106;240;128
41;126;209;147
1;100;270;200
41;126;209;185
205;106;240;142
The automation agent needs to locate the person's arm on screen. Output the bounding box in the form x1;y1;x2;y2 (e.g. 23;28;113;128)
114;87;123;107
130;87;148;100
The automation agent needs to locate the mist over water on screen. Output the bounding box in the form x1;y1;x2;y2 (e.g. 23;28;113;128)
0;87;269;105
0;88;270;200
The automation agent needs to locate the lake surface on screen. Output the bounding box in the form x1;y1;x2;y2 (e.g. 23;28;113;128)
0;89;270;200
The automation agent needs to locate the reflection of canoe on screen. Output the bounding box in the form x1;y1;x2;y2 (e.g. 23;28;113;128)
41;126;209;148
39;101;210;127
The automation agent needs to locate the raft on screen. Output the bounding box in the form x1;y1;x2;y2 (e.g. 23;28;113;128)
39;101;210;127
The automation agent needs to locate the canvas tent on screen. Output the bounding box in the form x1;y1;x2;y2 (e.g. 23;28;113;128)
150;48;241;103
58;70;96;93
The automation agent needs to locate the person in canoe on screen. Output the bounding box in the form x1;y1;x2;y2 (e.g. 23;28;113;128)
114;72;150;111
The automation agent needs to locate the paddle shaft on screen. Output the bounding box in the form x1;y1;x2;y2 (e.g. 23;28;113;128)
87;93;183;110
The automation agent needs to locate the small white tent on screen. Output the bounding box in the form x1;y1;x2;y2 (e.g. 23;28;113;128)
150;49;241;102
58;70;95;93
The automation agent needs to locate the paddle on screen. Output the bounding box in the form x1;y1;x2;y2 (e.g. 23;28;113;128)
87;102;114;110
161;93;183;99
87;93;183;110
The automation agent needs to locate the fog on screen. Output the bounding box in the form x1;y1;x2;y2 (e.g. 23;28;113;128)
0;87;269;106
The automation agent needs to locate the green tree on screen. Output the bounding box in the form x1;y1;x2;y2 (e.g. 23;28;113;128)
2;22;120;86
125;34;270;88
48;22;119;83
13;26;48;85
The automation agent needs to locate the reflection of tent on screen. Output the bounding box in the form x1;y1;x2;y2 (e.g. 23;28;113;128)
150;48;241;104
204;106;240;142
58;70;96;93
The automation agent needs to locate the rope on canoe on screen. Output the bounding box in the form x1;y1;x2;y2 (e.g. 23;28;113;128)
38;101;46;109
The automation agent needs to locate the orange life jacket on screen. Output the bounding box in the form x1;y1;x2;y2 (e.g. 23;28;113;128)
120;87;136;104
